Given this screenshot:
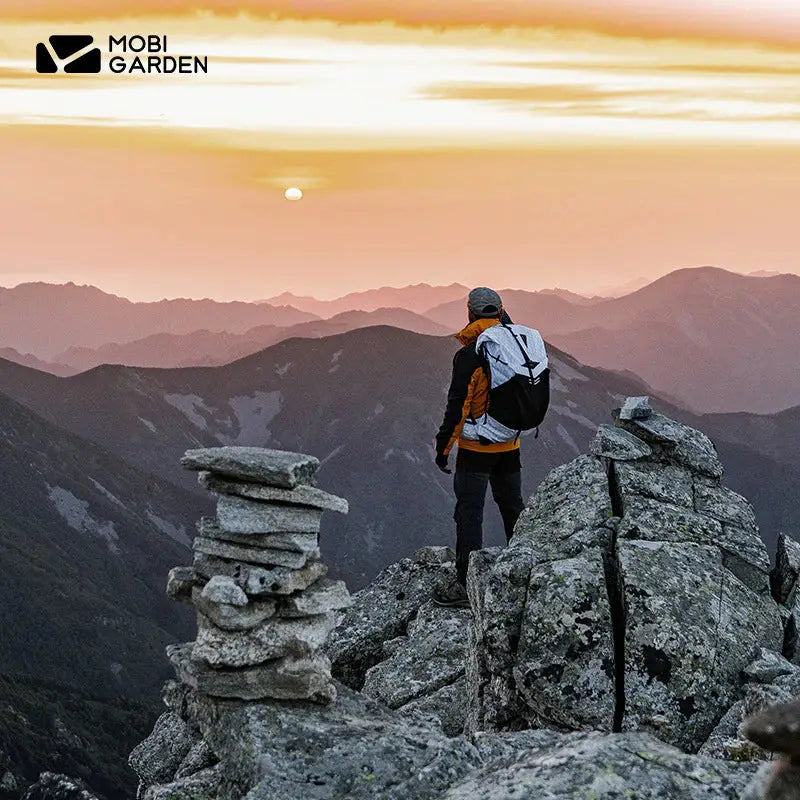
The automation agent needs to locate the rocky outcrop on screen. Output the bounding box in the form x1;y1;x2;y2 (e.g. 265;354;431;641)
131;423;800;799
469;400;784;753
772;533;800;665
325;545;469;733
138;681;757;800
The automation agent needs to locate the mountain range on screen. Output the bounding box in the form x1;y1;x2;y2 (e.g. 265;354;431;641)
427;267;800;413
3;268;798;413
53;308;450;372
0;282;317;359
262;282;469;318
1;326;798;594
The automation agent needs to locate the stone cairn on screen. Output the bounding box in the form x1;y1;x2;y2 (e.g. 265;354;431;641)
164;446;352;704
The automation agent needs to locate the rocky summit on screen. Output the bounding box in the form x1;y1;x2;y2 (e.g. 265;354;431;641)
127;407;800;800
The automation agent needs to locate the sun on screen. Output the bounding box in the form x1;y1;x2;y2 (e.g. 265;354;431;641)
284;187;303;201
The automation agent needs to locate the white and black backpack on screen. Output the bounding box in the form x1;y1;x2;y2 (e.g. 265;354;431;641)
462;323;550;445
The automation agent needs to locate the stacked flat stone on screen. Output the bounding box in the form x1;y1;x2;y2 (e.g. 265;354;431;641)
164;446;352;704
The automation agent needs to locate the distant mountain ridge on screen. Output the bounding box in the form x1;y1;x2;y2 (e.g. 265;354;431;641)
263;282;469;318
0;282;317;359
3;267;798;412
53;308;450;371
0;347;75;376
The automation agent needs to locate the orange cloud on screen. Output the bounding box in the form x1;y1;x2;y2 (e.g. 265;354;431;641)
2;0;800;46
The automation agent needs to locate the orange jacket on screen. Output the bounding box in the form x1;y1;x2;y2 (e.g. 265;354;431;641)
435;317;520;456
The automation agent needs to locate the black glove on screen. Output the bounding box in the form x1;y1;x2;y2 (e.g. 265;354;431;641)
435;452;452;474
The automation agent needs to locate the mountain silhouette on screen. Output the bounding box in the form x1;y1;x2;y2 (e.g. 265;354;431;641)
53;308;450;371
262;282;469;317
0;282;317;359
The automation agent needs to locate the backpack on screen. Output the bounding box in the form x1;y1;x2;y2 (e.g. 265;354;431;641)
464;323;550;445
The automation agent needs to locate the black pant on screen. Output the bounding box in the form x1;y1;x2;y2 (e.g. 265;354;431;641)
454;448;525;585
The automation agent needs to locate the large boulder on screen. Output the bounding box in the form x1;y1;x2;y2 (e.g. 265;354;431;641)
620;540;781;750
469;401;785;752
469;454;619;733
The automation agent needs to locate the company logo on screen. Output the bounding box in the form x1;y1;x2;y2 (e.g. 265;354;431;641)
36;35;101;74
35;35;209;76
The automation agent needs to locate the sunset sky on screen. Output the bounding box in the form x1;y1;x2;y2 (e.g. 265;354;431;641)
0;1;798;300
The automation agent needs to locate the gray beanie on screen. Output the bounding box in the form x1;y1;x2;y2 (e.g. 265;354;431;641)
467;287;503;318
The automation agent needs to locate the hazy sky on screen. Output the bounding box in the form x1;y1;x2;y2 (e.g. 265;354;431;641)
0;1;798;300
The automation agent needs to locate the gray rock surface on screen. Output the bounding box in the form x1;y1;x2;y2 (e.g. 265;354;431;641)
616;411;724;478
193;552;327;596
193;611;337;667
743;648;797;684
469;454;617;733
174;739;217;779
168;643;336;703
128;710;194;786
326;547;457;688
182;446;319;488
743;667;800;717
199;471;348;513
362;602;469;717
694;477;759;530
136;679;762;800
193;536;318;569
215;495;323;535
619;395;652;420
442;731;755;800
21;773;100;800
193;587;277;631
143;764;223;800
279;579;352;618
773;533;800;605
700;652;800;763
697;700;760;761
200;517;320;553
614;460;695;508
616;492;723;543
399;676;468;737
201;575;248;606
589;423;652;460
620;539;782;751
514;547;616;732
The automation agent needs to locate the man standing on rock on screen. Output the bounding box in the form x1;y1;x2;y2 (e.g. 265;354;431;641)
433;287;548;607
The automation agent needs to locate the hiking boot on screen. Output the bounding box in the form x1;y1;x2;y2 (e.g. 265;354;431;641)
432;577;470;608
